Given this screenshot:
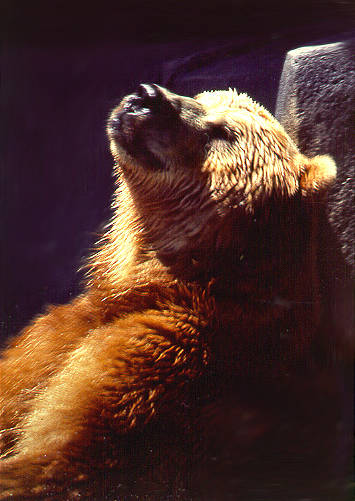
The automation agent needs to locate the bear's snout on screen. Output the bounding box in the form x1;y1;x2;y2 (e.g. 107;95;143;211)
107;84;179;141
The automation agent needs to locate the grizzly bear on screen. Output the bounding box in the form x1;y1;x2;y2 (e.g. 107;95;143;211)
0;84;336;500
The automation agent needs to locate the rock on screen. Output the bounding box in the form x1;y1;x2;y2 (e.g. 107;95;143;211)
276;38;355;273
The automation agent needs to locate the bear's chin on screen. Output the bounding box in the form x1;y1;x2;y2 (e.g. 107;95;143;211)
111;139;167;172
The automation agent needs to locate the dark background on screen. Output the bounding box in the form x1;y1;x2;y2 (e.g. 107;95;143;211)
1;0;354;341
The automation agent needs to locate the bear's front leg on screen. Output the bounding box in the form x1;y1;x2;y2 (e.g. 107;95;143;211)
0;309;210;499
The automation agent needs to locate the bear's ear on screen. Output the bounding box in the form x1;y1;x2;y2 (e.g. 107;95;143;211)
299;154;337;197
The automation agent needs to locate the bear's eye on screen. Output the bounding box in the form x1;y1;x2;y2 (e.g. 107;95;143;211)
207;124;230;142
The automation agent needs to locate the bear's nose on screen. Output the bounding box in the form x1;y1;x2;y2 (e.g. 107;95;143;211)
118;84;168;117
132;83;179;115
137;83;163;101
134;83;172;113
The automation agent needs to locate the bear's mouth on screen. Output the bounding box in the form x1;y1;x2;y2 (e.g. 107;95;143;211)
107;84;181;170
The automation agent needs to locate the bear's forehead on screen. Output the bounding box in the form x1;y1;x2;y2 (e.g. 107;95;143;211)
195;89;275;124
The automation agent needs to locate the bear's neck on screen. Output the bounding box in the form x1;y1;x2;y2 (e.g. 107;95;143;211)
91;186;313;299
120;170;219;258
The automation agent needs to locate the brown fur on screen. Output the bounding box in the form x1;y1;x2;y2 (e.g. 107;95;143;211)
0;85;336;499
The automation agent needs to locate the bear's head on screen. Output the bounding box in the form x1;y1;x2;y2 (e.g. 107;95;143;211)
104;84;336;285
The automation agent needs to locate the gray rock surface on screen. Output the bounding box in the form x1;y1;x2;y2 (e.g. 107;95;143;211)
276;38;355;272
